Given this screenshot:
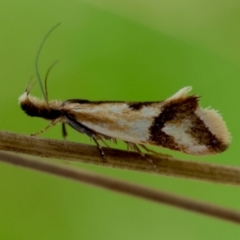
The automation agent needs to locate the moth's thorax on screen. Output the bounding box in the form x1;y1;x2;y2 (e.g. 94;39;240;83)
18;92;63;120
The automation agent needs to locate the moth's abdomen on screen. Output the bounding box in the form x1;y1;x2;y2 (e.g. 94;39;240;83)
19;92;62;120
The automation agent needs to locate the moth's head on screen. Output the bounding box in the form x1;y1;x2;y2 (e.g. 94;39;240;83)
19;23;62;120
18;84;62;120
18;84;47;118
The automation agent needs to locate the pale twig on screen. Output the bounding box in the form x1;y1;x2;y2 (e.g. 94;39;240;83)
0;131;239;185
1;151;240;225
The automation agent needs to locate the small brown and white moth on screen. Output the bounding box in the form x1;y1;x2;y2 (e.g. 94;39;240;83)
18;24;231;159
19;86;231;158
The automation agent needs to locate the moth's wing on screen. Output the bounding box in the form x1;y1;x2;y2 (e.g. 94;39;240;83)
63;87;231;155
64;101;161;143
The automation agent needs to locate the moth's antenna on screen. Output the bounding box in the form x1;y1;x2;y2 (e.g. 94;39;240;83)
25;75;36;94
44;60;59;103
35;22;61;101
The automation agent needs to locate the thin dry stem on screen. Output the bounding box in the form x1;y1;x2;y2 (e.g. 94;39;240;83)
0;131;239;185
1;151;240;225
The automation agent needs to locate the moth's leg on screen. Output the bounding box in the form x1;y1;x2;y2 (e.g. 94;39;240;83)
139;144;172;158
94;134;118;148
110;138;117;144
31;119;59;136
96;136;110;148
66;118;107;161
138;144;156;154
92;135;119;161
125;142;158;172
126;142;141;152
62;123;67;140
91;135;107;162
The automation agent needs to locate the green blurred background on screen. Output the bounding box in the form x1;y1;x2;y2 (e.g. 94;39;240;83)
0;0;240;239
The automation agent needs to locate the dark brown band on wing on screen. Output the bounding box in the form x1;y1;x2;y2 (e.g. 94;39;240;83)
128;102;159;111
189;115;228;152
148;96;227;153
148;96;197;151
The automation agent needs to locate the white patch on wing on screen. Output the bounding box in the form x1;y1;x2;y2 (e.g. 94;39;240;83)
72;103;130;114
86;118;153;143
195;107;231;146
141;106;161;117
70;103;161;143
166;86;192;102
162;119;209;154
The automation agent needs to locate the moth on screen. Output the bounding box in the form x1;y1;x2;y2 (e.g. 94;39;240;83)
19;85;231;157
19;24;231;159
